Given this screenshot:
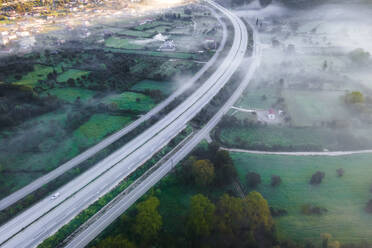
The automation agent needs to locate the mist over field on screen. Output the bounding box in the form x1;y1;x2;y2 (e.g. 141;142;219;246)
207;0;372;243
229;0;372;142
0;2;220;202
3;0;372;247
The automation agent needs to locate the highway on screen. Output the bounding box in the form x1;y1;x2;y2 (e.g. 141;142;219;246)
64;15;262;248
0;1;248;247
0;5;227;212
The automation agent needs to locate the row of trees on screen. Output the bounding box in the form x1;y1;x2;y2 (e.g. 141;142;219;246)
0;84;61;130
93;143;277;248
246;172;282;188
186;192;274;247
95;191;274;248
176;144;238;188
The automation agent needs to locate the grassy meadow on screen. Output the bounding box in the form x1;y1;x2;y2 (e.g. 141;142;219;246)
105;37;144;50
283;89;348;127
236;87;280;110
131;79;175;95
0;111;133;198
14;64;54;88
73;114;132;148
231;152;372;243
103;92;155;113
56;69;90;83
218;126;372;151
41;87;96;103
117;29;155;38
134;21;171;31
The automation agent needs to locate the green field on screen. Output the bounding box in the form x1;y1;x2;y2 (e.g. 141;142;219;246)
229;110;257;122
56;69;90;82
0;110;71;171
0;111;133;198
283;89;348;127
0;134;80;198
151;25;172;33
41;87;96;103
73;114;132;148
237;87;280;110
103;91;155;113
13;64;54;88
105;48;195;59
105;37;144;50
26;110;68;126
134;21;171;31
131;79;175;95
117;29;155;38
231;152;372;243
218;126;372;151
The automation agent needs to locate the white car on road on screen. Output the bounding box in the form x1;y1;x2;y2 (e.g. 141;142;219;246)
50;192;60;200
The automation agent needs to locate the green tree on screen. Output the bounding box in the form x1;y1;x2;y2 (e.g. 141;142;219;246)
321;233;332;248
271;175;282;187
242;191;273;232
323;60;328;71
246;172;261;188
192;160;215;187
329;241;341;248
213;150;237;186
345;91;364;104
349;48;370;65
67;78;75;87
177;156;196;184
134;196;162;243
215;192;274;247
108;102;118;111
96;235;136;248
215;194;244;235
187;194;216;237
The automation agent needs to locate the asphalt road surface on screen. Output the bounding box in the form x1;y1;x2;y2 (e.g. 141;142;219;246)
0;5;228;212
0;1;248;247
64;14;262;248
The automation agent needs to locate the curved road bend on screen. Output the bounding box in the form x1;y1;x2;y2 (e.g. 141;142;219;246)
65;14;262;248
0;6;228;212
0;1;248;247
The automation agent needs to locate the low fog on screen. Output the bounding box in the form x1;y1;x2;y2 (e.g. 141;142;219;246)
223;0;372;151
0;2;224;199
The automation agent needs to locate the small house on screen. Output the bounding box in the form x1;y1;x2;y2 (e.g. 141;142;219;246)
268;109;276;120
158;40;176;52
